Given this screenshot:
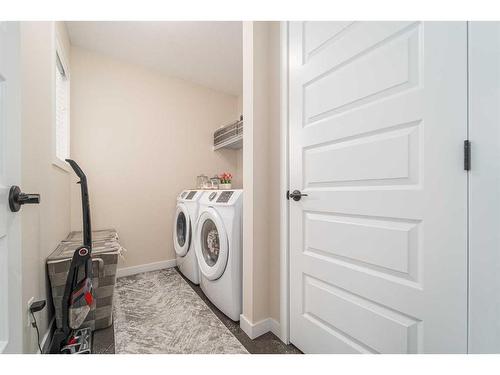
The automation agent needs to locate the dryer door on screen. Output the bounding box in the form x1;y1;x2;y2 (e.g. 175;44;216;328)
173;203;191;257
195;208;229;280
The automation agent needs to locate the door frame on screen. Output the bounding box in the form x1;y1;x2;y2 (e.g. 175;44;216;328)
279;20;290;345
279;20;500;353
467;21;500;353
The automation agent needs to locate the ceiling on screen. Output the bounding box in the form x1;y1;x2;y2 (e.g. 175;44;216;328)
66;21;242;96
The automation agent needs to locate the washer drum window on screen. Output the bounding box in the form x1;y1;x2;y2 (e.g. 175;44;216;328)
201;218;219;266
176;211;187;247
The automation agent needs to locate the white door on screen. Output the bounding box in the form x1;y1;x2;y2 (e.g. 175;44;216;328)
0;21;23;353
468;21;500;353
288;22;468;353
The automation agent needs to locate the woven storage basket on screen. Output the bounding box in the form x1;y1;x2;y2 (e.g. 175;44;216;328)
47;229;122;331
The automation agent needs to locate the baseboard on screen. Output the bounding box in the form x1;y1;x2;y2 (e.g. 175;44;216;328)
269;318;281;339
40;316;55;354
240;314;281;340
116;259;177;278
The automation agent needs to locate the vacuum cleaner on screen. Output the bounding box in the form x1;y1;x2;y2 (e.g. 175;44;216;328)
49;159;93;354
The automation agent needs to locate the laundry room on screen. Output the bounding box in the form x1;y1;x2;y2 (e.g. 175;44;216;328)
66;21;244;274
5;12;500;361
65;21;250;353
15;20;286;355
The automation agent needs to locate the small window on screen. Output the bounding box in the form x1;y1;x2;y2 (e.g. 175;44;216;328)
55;49;70;163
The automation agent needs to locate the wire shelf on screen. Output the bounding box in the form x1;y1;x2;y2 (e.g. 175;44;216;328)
213;119;243;150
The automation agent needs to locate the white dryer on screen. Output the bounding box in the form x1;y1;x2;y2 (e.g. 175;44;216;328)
194;190;243;321
173;190;203;284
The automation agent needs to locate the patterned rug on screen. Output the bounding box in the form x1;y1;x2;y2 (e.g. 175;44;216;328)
113;268;248;354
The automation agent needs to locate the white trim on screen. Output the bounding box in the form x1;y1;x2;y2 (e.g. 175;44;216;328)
116;259;177;278
39;317;55;354
241;21;254;325
239;314;280;340
52;25;71;173
269;318;281;338
52;155;70;173
467;22;500;353
279;21;290;345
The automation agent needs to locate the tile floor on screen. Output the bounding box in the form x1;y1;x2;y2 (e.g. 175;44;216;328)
113;269;248;353
93;267;301;354
178;269;301;354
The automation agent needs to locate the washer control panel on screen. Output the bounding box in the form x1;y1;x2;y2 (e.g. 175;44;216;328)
216;191;233;203
199;189;242;205
179;190;203;202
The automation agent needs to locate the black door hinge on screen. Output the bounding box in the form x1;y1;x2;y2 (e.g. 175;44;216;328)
464;140;471;171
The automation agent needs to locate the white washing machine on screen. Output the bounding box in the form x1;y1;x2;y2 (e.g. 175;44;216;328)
194;189;243;321
173;190;203;284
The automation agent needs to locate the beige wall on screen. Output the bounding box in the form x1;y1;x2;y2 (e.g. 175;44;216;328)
267;21;281;323
21;21;72;353
236;95;244;193
242;21;268;324
242;21;281;327
236;94;243;116
242;21;253;323
70;46;241;269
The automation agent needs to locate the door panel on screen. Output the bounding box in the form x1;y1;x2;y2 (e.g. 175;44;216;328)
468;21;500;353
304;29;417;122
289;21;468;353
0;21;22;353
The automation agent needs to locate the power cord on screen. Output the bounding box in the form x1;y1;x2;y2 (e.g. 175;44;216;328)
29;300;46;354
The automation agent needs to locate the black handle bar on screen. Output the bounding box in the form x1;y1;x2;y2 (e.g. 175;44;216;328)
66;159;92;250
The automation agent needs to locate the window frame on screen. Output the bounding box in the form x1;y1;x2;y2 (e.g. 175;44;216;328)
52;33;71;172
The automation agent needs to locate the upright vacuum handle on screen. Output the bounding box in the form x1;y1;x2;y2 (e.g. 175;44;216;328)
65;159;87;182
66;159;92;250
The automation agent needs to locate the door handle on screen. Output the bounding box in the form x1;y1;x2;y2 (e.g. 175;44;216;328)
8;185;41;212
287;190;308;201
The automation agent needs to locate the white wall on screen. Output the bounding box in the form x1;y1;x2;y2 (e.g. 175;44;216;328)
236;95;244;186
20;21;72;353
70;46;241;269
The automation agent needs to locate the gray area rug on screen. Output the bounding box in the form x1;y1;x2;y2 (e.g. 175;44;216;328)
113;268;248;354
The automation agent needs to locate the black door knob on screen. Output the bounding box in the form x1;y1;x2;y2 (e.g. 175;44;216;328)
9;186;41;212
288;190;308;201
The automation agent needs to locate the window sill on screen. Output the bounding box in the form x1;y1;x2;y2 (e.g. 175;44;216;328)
52;157;71;173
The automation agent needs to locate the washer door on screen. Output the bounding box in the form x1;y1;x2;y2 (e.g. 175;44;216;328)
195;208;228;280
173;204;191;257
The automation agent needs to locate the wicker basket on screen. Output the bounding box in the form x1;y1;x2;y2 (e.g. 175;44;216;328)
47;229;123;331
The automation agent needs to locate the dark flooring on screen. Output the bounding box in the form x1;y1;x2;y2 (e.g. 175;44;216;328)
92;267;301;354
92;324;115;354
